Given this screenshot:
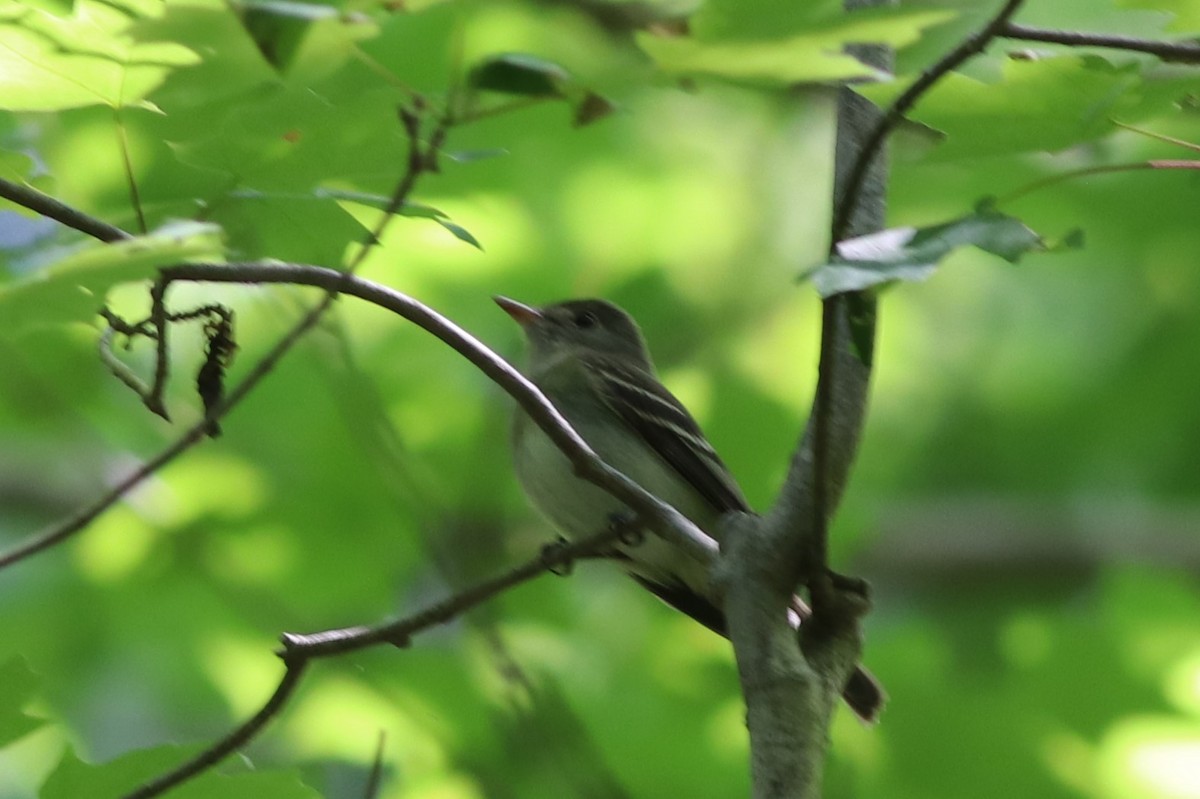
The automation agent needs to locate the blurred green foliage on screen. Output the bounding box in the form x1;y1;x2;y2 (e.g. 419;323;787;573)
2;0;1200;797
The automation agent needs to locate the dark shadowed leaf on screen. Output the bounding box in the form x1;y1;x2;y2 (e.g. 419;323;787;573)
573;92;618;127
469;53;570;97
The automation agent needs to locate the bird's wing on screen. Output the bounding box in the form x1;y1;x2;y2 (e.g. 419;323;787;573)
586;357;749;514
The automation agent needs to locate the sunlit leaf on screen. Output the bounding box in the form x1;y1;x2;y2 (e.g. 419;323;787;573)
638;7;953;85
0;220;224;334
804;210;1046;297
0;2;200;110
357;2;459;95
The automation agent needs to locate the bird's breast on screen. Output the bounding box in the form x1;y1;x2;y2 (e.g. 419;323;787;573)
512;407;715;595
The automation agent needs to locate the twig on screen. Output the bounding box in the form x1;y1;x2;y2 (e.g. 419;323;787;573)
280;526;627;658
363;732;387;799
0;424;210;569
344;106;447;273
122;661;309;799
1000;22;1200;64
830;0;1027;244
0;177;131;243
147;280;171;419
114;110;148;234
996;160;1200;205
120;525;623;799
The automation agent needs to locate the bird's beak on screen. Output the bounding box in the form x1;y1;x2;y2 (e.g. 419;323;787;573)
493;296;542;328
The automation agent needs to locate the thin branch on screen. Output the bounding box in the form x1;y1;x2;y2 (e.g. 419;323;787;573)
121;525;623;799
0;424;210;569
1000;22;1200;63
996;160;1200;205
147;280;171;419
279;524;625;658
344;106;446;273
363;732;387;799
830;0;1027;244
1113;119;1200;153
0;177;131;243
114;109;147;234
122;661;309;799
97;327;155;400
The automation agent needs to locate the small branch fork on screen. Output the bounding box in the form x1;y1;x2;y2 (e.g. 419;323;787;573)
121;524;626;799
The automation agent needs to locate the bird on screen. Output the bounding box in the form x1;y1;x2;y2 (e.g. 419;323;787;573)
496;295;883;722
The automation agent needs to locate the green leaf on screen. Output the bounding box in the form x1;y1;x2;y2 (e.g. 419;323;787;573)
804;210;1045;297
287;189;484;250
638;7;954;86
42;745;321;799
357;2;458;95
861;57;1148;159
0;220;225;335
469;53;570;97
0;2;200;111
434;217;483;250
0;658;44;748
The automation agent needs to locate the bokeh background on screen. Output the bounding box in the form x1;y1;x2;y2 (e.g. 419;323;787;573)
1;0;1198;797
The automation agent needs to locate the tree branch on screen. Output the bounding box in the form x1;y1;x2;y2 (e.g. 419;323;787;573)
0;177;131;242
121;525;624;799
999;22;1200;63
723;3;1032;795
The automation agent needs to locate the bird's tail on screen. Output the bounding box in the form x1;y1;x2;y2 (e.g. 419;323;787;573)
631;575;885;723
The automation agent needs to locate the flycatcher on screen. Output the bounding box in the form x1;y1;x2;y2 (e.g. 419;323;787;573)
498;296;882;721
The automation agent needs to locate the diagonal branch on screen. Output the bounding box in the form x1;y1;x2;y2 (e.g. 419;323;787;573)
0;177;131;243
123;661;309;799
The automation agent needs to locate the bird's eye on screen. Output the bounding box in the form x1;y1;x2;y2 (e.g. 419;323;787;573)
574;311;598;329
